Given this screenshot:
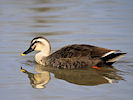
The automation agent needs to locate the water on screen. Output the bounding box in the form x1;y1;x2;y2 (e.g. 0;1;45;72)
0;0;133;100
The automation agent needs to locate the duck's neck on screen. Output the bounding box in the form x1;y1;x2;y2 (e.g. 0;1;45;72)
35;49;50;65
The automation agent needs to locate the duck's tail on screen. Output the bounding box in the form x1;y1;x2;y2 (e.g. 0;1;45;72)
101;52;127;65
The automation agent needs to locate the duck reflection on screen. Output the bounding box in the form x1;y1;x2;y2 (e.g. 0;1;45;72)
35;64;123;86
21;67;50;89
21;65;123;88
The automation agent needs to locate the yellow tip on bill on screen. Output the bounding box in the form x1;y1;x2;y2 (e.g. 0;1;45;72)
21;69;26;73
21;53;25;56
21;67;26;73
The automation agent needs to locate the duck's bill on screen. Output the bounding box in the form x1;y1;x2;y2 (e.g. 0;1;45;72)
21;47;34;56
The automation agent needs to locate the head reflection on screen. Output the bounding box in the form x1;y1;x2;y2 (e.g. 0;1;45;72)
21;67;50;89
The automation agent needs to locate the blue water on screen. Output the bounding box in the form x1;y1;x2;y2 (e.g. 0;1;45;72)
0;0;133;100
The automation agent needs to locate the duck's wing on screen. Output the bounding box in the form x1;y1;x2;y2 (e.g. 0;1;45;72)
48;44;119;59
52;57;101;69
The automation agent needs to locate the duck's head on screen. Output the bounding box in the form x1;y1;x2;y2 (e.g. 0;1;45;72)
21;36;51;56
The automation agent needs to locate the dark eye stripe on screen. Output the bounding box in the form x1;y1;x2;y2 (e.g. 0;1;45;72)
31;41;39;46
30;41;39;50
30;41;44;47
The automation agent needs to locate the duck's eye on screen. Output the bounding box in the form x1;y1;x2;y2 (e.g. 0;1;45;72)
31;41;40;46
31;41;39;49
31;41;44;50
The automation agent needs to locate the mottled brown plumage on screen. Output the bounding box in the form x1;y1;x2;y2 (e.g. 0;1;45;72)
45;44;114;68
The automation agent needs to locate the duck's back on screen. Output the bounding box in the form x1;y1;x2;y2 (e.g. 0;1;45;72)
49;44;113;59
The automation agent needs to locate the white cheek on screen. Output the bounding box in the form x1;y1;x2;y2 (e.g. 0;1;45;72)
31;45;36;50
34;44;42;51
34;46;40;51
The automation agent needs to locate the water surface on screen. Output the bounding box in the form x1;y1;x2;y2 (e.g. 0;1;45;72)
0;0;133;100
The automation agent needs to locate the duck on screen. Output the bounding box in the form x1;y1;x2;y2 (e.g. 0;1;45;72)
21;36;126;69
